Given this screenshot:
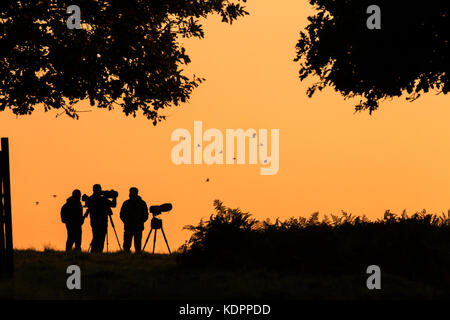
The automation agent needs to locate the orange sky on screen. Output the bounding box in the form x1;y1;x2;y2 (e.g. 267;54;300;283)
2;0;450;252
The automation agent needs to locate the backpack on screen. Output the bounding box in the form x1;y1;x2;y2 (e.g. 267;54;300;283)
61;202;70;224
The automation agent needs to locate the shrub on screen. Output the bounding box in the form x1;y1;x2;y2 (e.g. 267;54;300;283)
180;200;450;288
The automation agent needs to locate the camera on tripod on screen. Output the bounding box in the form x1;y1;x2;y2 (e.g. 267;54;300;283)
81;194;89;203
144;203;173;254
149;203;172;229
82;189;118;203
100;190;119;199
149;203;172;217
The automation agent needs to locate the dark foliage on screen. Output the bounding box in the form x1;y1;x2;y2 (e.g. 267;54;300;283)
181;200;259;267
0;0;248;123
181;201;450;290
295;1;450;113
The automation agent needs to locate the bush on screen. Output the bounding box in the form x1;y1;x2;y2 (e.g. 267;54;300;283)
180;200;450;288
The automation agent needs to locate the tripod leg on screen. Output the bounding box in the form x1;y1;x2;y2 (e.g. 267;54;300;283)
160;227;171;254
152;229;157;254
113;227;122;251
143;228;153;251
106;225;109;253
109;216;122;250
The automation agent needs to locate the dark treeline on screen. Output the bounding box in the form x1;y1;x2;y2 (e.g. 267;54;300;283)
180;200;450;289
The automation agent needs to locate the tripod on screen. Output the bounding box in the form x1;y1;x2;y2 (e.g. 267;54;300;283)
88;216;122;252
108;215;122;251
143;216;171;254
106;223;109;252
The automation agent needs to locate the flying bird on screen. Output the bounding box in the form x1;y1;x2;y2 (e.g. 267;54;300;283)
206;178;210;182
35;201;40;205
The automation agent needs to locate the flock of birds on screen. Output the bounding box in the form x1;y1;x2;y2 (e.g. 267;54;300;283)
33;136;267;205
183;135;266;163
34;194;57;205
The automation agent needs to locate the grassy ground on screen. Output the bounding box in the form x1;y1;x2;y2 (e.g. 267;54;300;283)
0;249;447;300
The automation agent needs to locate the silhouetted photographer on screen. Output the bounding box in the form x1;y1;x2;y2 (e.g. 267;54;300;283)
60;189;84;252
83;184;118;253
120;187;148;253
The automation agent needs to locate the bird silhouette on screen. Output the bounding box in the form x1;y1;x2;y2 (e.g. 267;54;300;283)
35;201;40;205
206;178;210;182
51;194;57;198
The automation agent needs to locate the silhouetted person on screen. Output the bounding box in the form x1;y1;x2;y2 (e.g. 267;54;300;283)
84;184;117;253
120;187;148;253
60;189;84;252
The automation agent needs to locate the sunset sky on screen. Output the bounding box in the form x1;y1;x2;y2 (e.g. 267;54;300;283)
2;0;450;252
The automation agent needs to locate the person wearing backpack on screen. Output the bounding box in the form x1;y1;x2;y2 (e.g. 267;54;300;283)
61;189;84;252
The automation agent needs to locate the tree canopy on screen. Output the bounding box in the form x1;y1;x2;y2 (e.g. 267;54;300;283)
0;0;247;123
295;1;450;113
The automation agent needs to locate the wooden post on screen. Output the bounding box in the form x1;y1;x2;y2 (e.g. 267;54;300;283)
0;138;13;277
0;152;5;276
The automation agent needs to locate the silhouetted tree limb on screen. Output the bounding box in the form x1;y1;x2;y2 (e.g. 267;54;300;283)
0;0;248;123
295;1;450;113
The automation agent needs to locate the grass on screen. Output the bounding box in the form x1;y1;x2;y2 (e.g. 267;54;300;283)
2;200;450;299
0;249;446;300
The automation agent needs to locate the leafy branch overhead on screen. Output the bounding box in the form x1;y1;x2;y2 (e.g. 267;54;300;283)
295;0;450;113
0;0;248;123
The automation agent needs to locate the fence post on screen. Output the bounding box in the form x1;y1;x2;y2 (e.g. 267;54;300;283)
0;138;13;277
0;144;5;276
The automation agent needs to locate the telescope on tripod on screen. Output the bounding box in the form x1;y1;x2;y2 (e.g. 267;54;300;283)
143;203;172;254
